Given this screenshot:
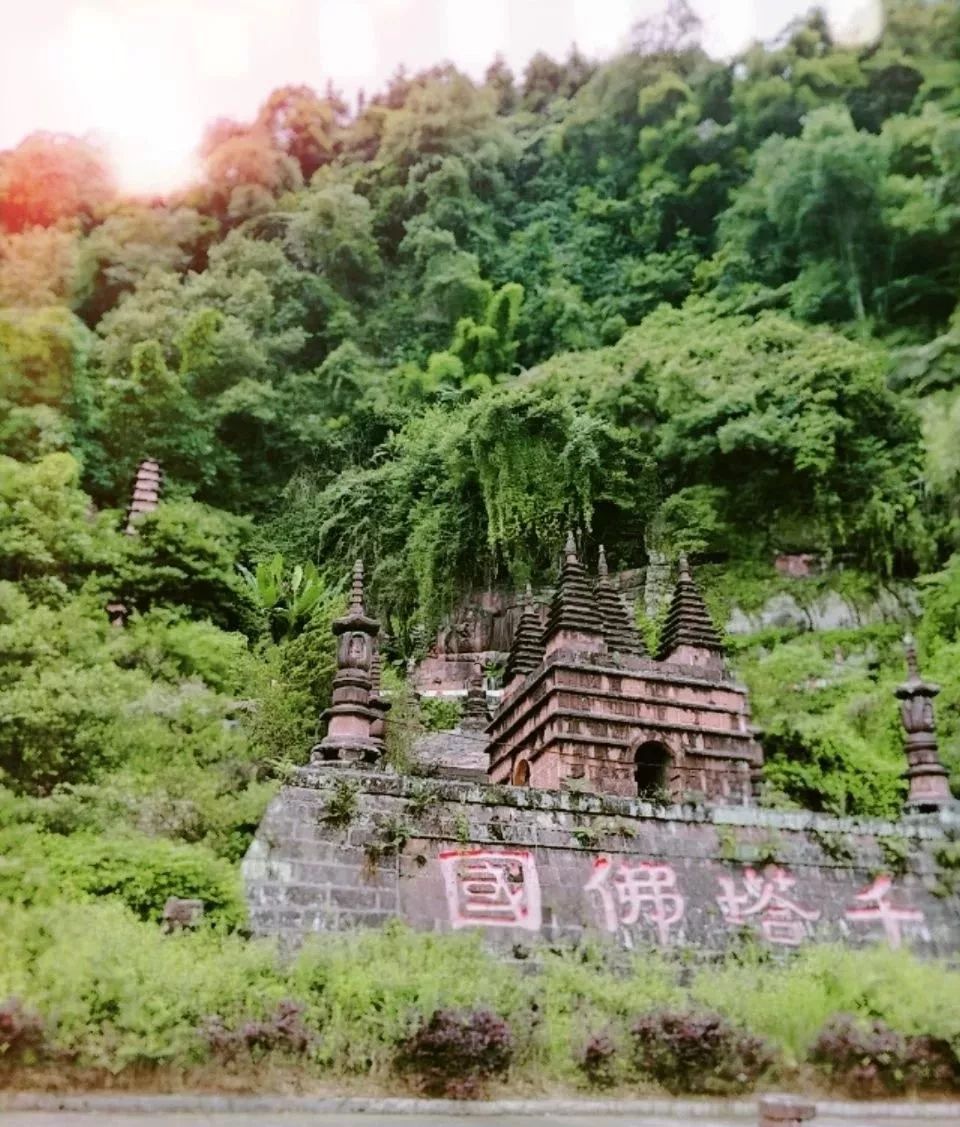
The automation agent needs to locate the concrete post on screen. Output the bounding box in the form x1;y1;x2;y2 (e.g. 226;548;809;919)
758;1094;816;1127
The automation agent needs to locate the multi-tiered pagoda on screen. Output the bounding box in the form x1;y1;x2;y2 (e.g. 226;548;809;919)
486;535;763;803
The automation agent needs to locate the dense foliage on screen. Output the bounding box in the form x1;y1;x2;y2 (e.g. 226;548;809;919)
1;910;960;1094
2;3;960;1058
3;2;959;598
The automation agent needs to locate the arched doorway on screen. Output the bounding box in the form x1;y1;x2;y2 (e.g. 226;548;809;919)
512;760;530;786
634;741;670;798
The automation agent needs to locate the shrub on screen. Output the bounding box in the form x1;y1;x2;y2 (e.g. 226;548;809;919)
0;828;246;928
689;941;960;1063
0;902;285;1069
419;696;462;732
201;1000;312;1062
577;1030;618;1088
0;998;45;1064
810;1014;959;1096
396;1007;513;1098
629;1009;775;1094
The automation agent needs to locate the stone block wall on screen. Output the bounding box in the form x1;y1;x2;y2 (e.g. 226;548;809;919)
243;769;960;955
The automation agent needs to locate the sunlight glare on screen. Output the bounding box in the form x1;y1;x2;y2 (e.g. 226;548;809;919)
60;2;200;193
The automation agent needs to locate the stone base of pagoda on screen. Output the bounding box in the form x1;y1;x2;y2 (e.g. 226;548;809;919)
311;702;381;766
905;763;954;812
310;736;381;766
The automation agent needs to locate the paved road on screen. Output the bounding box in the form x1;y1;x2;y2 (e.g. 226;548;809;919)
3;1115;959;1127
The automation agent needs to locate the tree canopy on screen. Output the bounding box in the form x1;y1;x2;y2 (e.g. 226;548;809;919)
2;1;960;820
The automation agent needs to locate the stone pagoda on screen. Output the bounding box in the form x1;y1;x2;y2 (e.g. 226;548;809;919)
312;560;382;764
486;536;763;803
107;458;165;627
896;637;953;812
124;458;163;534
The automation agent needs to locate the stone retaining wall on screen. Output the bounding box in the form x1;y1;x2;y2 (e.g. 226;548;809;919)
243;769;960;955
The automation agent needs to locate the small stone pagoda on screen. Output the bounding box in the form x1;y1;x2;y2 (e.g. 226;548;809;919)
486;536;763;804
896;637;953;812
106;458;165;627
311;560;383;764
124;458;163;534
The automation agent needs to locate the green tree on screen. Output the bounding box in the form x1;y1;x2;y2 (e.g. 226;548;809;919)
255;84;340;181
237;553;328;642
719;106;888;323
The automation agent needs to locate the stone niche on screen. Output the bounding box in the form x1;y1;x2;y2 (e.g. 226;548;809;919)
243;770;960;957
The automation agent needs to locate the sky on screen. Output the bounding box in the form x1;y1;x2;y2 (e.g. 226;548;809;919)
1;0;883;193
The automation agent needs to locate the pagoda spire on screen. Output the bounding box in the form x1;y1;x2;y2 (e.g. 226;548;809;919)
124;458;163;534
311;560;381;765
595;545;646;658
543;531;605;658
504;584;545;694
655;554;724;668
368;631;392;754
895;636;953;812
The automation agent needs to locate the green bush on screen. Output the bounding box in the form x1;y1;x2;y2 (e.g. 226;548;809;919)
0;903;283;1069
120;611;250;695
689;944;960;1064
730;626;908;817
419;695;463;732
2;906;960;1089
0;828;246;927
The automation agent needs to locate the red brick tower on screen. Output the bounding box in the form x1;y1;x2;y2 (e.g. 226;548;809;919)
487;548;763;804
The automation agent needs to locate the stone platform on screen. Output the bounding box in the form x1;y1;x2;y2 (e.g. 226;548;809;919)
243;770;960;955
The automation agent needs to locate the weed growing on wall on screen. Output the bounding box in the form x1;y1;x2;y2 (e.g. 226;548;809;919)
322;777;360;829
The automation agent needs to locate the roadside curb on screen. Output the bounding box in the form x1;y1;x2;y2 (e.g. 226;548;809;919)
2;1093;960;1118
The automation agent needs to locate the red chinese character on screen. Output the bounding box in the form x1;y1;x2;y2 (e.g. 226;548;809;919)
844;875;924;949
439;848;541;931
717;866;820;946
586;857;685;945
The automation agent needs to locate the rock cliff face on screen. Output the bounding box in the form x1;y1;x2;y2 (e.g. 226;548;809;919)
412;590;547;695
412;565;918;697
726;586;919;634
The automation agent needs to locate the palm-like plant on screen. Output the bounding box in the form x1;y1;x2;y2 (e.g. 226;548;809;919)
237;552;326;640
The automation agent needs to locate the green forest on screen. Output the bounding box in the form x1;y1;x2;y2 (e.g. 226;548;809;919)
3;0;960;1082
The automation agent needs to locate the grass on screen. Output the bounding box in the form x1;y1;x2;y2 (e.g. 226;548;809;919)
2;902;960;1095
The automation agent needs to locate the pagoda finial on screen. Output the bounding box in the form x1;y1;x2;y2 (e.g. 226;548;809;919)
350;559;365;614
904;633;919;680
655;554;724;668
595;544;646;659
564;529;578;563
